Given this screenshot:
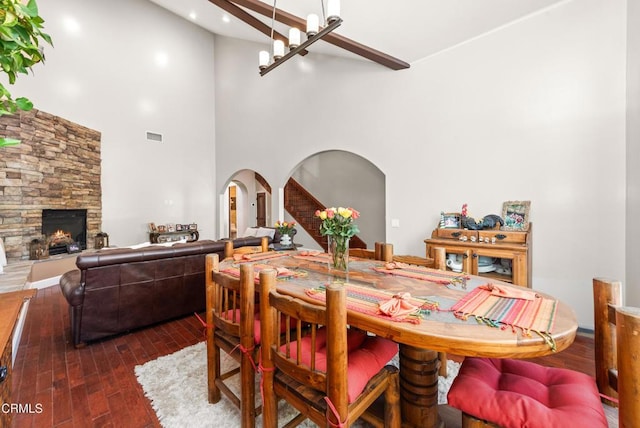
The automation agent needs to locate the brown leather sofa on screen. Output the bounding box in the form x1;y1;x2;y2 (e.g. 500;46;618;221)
59;237;264;347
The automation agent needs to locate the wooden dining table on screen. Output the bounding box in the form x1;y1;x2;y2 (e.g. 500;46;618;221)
219;251;578;428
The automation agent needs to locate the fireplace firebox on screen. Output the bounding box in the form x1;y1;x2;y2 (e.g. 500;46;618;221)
41;209;87;255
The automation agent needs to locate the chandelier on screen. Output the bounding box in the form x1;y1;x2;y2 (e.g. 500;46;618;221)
258;0;341;76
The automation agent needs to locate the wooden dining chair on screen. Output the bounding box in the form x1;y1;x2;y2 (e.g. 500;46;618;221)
205;254;261;428
594;278;640;426
259;269;401;427
445;277;623;428
350;242;388;260
593;277;623;406
615;305;640;427
224;236;269;259
385;243;446;271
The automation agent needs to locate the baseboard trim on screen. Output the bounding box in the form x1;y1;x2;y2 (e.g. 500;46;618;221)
26;275;62;290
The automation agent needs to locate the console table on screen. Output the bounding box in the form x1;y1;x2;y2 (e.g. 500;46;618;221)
425;223;532;287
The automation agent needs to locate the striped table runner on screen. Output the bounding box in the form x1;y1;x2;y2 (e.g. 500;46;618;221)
373;263;469;286
306;283;439;324
450;285;558;350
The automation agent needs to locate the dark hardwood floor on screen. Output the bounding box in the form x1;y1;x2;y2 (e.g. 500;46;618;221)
10;285;600;428
11;285;203;428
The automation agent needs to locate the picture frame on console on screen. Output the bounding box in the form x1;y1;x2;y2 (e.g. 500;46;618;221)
501;200;530;231
442;212;461;229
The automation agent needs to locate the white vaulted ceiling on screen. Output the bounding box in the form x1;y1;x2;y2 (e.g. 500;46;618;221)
148;0;565;65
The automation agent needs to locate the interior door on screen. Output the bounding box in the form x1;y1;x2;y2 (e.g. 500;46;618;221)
229;185;237;238
256;192;266;227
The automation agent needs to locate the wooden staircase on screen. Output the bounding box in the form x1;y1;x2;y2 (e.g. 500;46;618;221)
284;177;367;250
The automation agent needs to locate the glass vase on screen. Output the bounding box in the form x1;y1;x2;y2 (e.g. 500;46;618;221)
328;235;349;271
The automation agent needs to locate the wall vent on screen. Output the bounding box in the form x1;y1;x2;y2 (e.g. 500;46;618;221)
146;131;163;142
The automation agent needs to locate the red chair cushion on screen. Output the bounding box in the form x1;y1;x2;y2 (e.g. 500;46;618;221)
447;357;607;428
221;309;295;345
283;328;398;403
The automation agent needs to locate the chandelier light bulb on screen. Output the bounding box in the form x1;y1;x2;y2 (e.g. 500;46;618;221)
326;0;340;23
259;50;269;69
288;28;301;49
273;40;285;60
306;13;319;36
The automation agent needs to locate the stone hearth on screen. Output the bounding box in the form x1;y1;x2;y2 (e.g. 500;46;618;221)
0;109;102;262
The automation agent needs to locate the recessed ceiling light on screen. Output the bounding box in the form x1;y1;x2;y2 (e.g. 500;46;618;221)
155;52;169;68
189;11;197;21
222;14;231;23
62;15;81;34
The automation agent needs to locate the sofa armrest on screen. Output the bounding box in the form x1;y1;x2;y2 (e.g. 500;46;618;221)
60;269;84;307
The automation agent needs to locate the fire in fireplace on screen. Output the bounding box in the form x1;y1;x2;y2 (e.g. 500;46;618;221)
41;209;87;255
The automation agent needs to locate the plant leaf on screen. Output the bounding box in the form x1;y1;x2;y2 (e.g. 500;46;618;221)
15;97;32;110
3;10;17;26
0;137;21;147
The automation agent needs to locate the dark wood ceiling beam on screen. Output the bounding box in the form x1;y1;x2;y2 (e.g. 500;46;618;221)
225;0;410;70
208;0;308;56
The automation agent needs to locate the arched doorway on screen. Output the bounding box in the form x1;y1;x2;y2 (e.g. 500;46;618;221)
221;170;272;239
284;150;385;249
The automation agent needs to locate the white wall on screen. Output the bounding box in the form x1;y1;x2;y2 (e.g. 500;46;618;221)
4;0;217;245
627;0;640;307
214;0;627;329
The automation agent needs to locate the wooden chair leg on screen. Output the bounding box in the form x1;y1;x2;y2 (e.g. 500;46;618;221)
206;254;221;403
438;352;448;377
384;371;401;427
240;352;256;428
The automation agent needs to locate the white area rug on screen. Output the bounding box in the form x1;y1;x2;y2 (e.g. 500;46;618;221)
135;341;460;428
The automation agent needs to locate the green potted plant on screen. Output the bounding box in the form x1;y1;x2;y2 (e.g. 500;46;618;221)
0;0;51;147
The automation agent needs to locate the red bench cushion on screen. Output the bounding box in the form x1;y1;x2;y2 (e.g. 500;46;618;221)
447;357;607;428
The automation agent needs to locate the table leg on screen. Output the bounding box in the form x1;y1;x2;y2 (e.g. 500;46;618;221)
398;344;443;428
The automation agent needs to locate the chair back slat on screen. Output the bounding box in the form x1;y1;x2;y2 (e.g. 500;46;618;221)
593;277;623;406
387;244;447;270
350;242;389;260
350;248;375;259
615;306;640;427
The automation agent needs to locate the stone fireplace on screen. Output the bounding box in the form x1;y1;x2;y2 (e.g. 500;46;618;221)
0;109;102;262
